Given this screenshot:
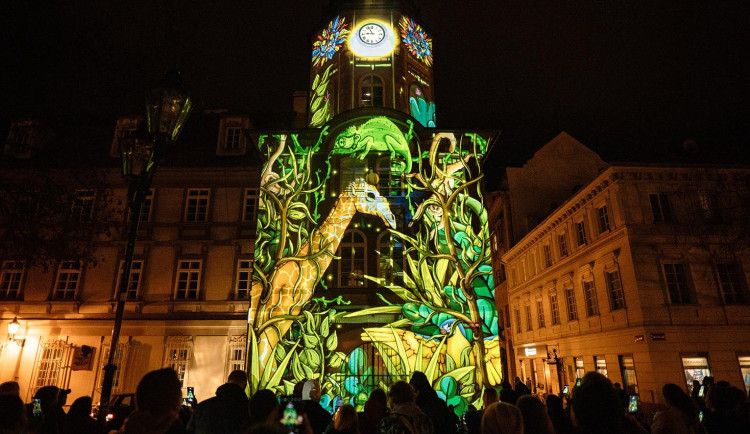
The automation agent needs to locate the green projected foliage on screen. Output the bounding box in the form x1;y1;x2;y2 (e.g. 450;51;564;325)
248;117;499;415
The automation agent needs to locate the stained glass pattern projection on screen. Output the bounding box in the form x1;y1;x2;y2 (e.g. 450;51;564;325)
312;16;350;68
399;16;433;67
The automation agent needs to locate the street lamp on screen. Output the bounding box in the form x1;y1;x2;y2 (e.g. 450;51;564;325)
7;316;25;346
97;68;192;427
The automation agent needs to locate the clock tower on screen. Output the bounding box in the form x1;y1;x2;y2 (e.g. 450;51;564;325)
309;0;436;128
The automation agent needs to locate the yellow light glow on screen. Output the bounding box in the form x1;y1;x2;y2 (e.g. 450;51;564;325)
348;19;398;59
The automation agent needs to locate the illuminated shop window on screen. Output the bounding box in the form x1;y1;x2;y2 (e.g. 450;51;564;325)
595;356;608;377
574;357;585;379
716;261;748;304
164;336;193;391
0;261;25;300
29;339;72;398
649;193;673;223
236;259;253;300
338;230;366;287
565;287;578;321
226;335;246;376
536;300;546;329
139;189;154;222
360;74;384;107
549;292;561;325
681;354;711;392
583;280;599;317
175;260;202;300
71;189;96;222
53;261;82;300
524;305;533;331
597;205;611;233
377;232;403;286
618;355;639;394
117;260;143;300
662;262;694;304
606;269;626;310
738;355;750;394
558;233;568;258
243;188;260;222
185;189;210;222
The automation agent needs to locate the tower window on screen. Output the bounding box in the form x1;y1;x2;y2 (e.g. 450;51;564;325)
360;75;384;107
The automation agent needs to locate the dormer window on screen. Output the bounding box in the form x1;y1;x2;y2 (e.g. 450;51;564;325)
4;119;41;158
217;117;251;155
110;117;143;157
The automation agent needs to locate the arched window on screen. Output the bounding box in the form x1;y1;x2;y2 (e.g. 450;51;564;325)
377;232;404;286
360;74;384;107
376;156;402;197
338;230;367;287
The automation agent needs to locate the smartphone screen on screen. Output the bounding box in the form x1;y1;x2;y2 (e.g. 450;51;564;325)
562;385;569;394
698;385;705;397
182;398;188;406
186;387;196;405
575;378;582;387
32;398;43;417
628;395;638;413
699;411;704;422
279;395;304;434
331;396;343;415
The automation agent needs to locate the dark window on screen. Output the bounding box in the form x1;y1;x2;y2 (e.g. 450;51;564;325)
663;263;693;304
550;293;561;325
139;189;154;222
525;305;533;331
537;300;546;328
71;190;96;222
514;308;521;334
716;262;748;304
361;75;384;107
54;261;81;300
597;206;611;233
185;189;210;222
606;270;626;310
558;234;568;258
224;127;242;150
118;260;143;300
0;261;24;300
543;244;553;268
565;287;578;321
575;221;587;246
175;260;201;300
649;193;673;223
236;260;253;299
583;280;599;316
243;189;259;222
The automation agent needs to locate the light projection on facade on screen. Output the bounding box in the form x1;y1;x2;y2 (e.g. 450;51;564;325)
409;85;436;128
399;16;433;67
312;16;350;68
248;116;499;415
310;16;349;127
348;20;398;58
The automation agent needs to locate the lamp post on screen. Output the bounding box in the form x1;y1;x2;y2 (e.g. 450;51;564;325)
97;68;192;427
545;349;566;397
7;316;25;346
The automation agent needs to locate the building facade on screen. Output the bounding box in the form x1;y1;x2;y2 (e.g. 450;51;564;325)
502;161;750;401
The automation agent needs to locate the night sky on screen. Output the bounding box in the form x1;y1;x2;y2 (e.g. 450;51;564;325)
2;0;749;163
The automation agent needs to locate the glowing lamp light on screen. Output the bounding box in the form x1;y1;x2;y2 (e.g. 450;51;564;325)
524;347;537;357
145;68;193;143
7;317;19;336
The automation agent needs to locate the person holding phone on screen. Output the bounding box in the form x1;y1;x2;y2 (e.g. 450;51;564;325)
651;384;700;434
186;370;249;434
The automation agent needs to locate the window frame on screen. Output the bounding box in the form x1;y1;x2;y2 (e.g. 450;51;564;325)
597;205;611;233
0;261;25;300
542;243;553;268
524;305;533;332
662;261;694;304
117;259;144;301
557;233;568;258
184;188;211;222
377;232;404;286
564;286;578;321
549;291;561;325
582;279;599;317
715;261;749;304
236;259;253;300
575;220;588;247
649;193;673;223
174;260;202;300
605;268;626;310
360;74;385;107
536;299;546;329
164;336;193;392
337;229;367;288
71;189;96;222
53;261;82;300
242;188;260;222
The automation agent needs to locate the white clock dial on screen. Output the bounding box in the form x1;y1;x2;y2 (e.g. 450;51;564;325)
359;23;386;45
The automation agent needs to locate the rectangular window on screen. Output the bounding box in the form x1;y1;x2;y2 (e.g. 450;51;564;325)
0;261;24;300
698;193;721;223
595;356;608;377
71;189;96;222
583;280;599;316
574;357;585;379
543;244;553;268
663;262;693;304
243;188;259;222
550;292;561;325
185;189;210;222
619;355;639;394
597;205;611;233
175;260;201;300
605;270;626;310
681;355;711;392
514;308;521;334
739;355;750;394
575;220;588;247
558;234;568;258
164;337;192;391
224;127;242;150
536;300;546;329
716;262;748;304
31;339;71;394
236;259;253;300
649;193;673;223
565;287;578;321
226;336;246;376
139;189;154;222
98;343;129;395
117;260;143;300
525;305;533;331
53;261;81;300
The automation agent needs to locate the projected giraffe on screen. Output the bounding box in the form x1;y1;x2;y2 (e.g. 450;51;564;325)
249;179;396;368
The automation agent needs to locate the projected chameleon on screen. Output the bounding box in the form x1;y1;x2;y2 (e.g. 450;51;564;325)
249;179;396;369
332;117;414;173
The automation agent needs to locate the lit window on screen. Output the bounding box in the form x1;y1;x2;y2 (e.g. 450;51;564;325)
619;355;639;394
536;300;546;329
663;262;693;304
377;233;403;286
583;280;599;317
595;356;608;377
224;127;242;151
360;74;384;107
574;357;585;379
53;261;81;300
185;189;210;222
543;244;552;268
0;261;24;300
549;292;561;325
30;339;71;394
338;231;366;287
139;189;154;222
236;259;253;300
558;234;568;258
597;205;611;233
649;193;673;223
681;355;710;392
738;356;750;394
226;336;246;376
716;262;748;304
525;305;533;331
565;287;578;321
164;337;193;391
605;269;626;310
117;260;143;300
175;260;201;300
71;190;96;222
243;188;259;222
575;221;587;247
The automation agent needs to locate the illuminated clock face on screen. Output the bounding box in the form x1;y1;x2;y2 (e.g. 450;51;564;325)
359;23;386;45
